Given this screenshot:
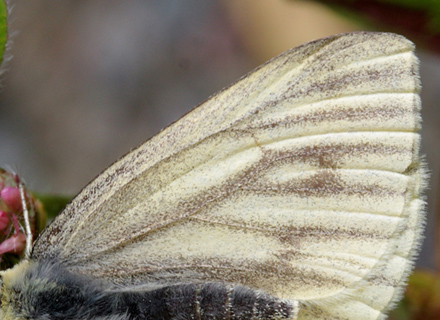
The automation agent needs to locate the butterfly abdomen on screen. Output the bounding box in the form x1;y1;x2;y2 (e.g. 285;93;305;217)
115;282;296;320
1;260;296;320
1;260;115;320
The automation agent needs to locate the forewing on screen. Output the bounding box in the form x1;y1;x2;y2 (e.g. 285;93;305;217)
32;32;424;320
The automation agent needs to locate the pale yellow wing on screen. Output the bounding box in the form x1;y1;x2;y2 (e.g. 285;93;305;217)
32;32;424;320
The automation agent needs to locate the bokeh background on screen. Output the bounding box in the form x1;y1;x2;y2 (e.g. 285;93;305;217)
0;0;438;276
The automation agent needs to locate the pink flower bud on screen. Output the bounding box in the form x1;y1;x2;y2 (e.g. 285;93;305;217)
0;187;22;212
0;232;26;255
0;211;9;230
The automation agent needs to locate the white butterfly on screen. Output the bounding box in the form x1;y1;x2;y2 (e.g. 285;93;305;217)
1;32;425;320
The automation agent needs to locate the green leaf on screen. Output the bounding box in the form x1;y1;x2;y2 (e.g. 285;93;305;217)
0;0;7;68
32;193;71;223
389;270;440;319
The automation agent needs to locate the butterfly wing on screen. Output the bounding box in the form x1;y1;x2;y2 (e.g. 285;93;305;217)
32;32;424;320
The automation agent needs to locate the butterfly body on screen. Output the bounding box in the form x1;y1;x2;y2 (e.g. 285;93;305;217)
0;32;425;320
1;260;296;320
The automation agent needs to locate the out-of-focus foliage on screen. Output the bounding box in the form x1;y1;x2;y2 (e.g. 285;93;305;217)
311;0;440;53
0;0;7;68
33;193;70;222
389;270;440;319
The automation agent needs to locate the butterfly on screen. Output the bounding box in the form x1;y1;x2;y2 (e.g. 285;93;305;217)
0;31;425;320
